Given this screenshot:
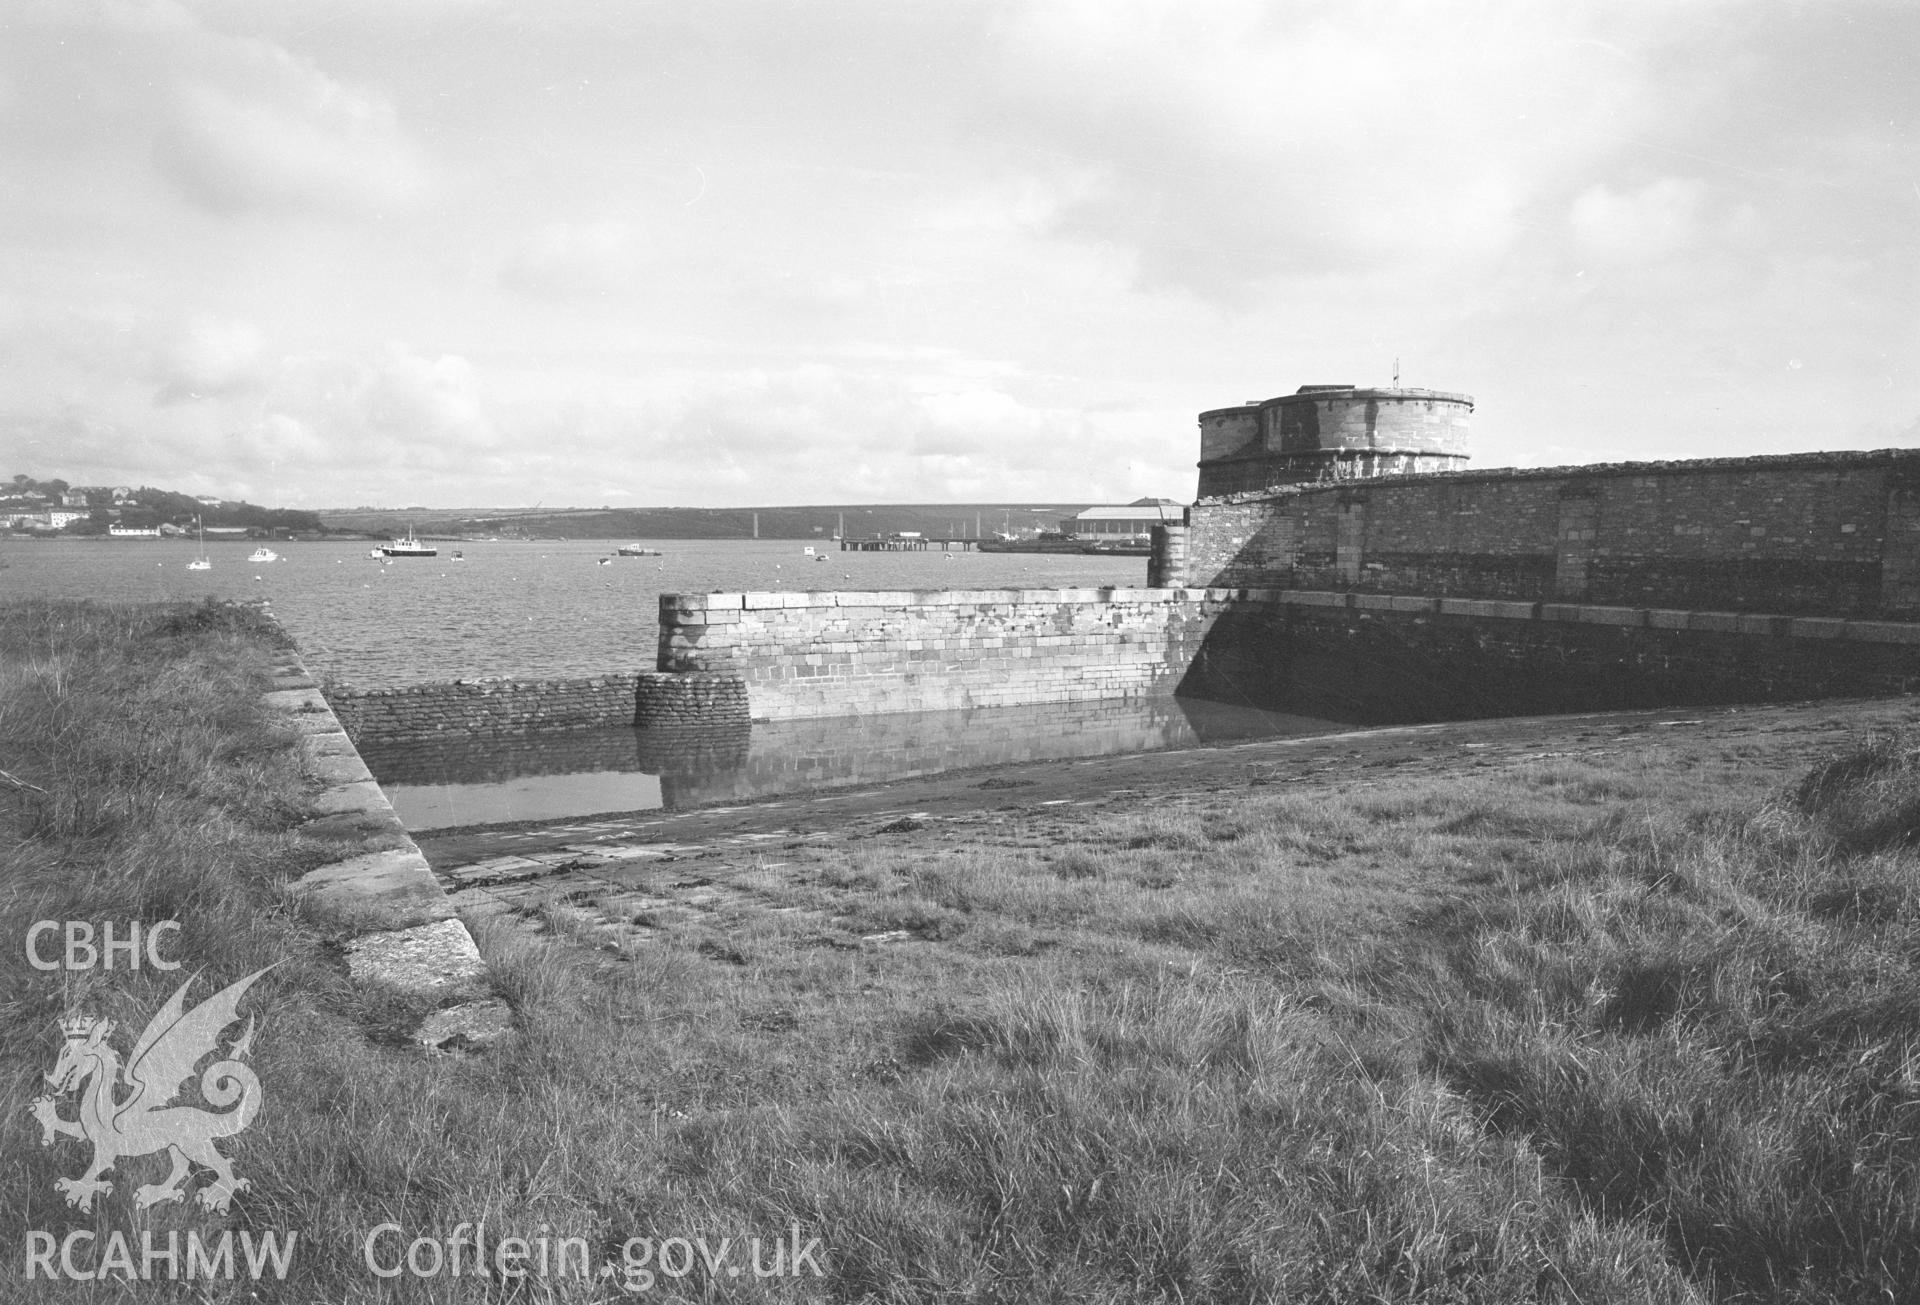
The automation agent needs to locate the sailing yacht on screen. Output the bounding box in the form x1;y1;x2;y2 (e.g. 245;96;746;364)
187;517;212;571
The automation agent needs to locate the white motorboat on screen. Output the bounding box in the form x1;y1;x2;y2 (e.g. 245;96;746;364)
381;527;437;558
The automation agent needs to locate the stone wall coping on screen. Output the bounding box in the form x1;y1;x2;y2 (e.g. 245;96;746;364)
1575;606;1649;627
1840;620;1920;645
335;674;640;699
1195;446;1920;505
662;586;1239;613
1437;598;1539;620
255;625;510;1053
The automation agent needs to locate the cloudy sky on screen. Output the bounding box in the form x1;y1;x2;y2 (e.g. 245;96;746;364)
3;1;1914;509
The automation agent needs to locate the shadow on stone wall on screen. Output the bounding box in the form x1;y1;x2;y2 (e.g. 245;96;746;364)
1176;601;1920;725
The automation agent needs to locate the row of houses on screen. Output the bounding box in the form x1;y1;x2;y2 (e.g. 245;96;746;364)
0;513;200;535
1;510;91;531
2;513;245;536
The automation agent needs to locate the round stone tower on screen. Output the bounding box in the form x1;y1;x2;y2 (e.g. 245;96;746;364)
1196;384;1472;497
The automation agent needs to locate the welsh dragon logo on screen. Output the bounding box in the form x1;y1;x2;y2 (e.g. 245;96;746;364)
30;967;271;1215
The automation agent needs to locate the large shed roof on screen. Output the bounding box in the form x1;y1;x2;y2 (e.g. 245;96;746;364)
1073;503;1186;522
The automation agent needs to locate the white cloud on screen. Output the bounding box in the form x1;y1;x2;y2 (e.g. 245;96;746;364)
307;343;495;450
754;270;876;316
233;411;329;466
1569;178;1707;262
499;220;645;299
156;316;266;403
989;0;1659;298
0;4;426;219
350;345;496;446
598;365;1139;501
154;70;422;216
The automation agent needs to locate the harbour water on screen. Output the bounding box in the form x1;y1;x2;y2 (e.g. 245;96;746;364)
0;535;1143;688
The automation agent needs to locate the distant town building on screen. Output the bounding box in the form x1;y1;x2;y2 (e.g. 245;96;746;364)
195;495;223;507
107;525;161;537
60;491;89;508
1063;499;1186;540
2;510;87;530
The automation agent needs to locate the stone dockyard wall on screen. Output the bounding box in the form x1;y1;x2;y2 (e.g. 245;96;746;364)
325;589;1229;744
658;588;1228;721
333;590;1233;747
1176;450;1920;618
329;671;753;747
329;676;646;746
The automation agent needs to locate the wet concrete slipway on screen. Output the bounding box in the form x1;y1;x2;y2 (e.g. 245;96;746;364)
399;696;1901;951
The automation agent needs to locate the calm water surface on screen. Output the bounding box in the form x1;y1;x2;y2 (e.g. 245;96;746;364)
370;696;1352;828
0;537;1143;688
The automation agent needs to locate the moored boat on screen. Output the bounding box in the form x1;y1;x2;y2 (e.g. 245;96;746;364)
381;527;437;558
247;545;279;563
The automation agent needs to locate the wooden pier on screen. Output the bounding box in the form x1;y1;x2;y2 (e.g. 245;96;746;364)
838;536;981;552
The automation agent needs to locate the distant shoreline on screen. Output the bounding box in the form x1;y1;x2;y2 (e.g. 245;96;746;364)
312;502;1101;542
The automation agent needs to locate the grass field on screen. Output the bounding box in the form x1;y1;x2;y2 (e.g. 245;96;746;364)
5;596;1920;1301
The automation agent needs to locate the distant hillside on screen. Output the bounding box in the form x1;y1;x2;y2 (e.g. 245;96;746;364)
2;474;321;535
316;503;1093;541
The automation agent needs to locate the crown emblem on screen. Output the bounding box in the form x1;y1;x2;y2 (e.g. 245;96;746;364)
59;1014;105;1041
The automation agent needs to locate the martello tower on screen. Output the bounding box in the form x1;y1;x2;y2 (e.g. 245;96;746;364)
1196;385;1473;498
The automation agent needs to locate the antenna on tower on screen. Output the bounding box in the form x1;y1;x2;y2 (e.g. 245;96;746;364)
1392;358;1400;386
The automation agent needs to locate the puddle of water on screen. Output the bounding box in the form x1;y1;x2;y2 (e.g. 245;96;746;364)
363;695;1355;831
